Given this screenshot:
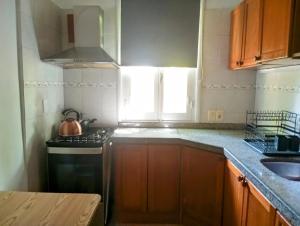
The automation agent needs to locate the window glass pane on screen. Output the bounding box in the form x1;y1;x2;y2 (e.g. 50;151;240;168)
162;68;188;114
121;67;157;119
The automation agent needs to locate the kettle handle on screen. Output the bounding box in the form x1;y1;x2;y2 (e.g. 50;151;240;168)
62;109;81;121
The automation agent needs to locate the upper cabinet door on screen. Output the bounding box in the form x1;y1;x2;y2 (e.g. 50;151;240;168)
242;0;263;67
121;0;200;67
229;2;246;70
261;0;293;61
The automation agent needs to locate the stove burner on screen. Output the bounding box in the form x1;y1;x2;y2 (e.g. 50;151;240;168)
46;128;111;148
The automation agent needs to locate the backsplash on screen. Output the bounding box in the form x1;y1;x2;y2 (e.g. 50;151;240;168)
64;68;119;126
255;66;300;114
200;2;256;124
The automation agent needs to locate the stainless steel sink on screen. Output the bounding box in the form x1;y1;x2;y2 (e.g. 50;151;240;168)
261;159;300;181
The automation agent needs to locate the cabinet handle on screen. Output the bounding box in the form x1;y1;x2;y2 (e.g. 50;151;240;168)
242;178;248;187
236;61;240;66
239;61;244;66
238;175;244;182
255;56;261;61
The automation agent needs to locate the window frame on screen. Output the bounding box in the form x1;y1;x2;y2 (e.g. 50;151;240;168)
118;67;199;122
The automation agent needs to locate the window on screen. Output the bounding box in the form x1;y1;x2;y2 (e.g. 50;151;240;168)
119;67;198;122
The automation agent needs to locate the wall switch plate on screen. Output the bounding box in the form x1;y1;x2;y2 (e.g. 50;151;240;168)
208;110;216;122
216;110;224;122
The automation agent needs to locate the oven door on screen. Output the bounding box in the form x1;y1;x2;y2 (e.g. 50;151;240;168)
48;152;103;195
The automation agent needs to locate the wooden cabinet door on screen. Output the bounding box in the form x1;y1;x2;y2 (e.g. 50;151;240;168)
242;0;263;67
181;146;225;226
148;144;181;223
242;180;276;226
114;144;148;221
222;160;245;226
275;211;292;226
261;0;293;61
229;2;245;69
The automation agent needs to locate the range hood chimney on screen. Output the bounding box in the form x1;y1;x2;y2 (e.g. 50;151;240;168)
43;6;118;69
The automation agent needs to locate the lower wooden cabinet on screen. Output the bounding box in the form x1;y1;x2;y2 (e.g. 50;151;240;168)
275;211;292;226
243;180;276;226
113;143;293;226
223;159;245;226
113;143;181;223
223;160;276;226
148;144;181;222
113;144;148;222
181;146;225;226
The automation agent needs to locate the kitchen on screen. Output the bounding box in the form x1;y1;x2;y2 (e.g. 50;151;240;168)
1;0;300;225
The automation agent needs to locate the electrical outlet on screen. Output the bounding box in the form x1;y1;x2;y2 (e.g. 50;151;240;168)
216;110;224;122
208;110;216;122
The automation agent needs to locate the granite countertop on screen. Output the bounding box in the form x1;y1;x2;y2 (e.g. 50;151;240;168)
112;128;300;226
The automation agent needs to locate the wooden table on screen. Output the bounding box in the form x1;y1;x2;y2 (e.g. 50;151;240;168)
0;191;101;226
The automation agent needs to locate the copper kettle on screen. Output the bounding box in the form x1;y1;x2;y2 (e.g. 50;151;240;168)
59;109;82;137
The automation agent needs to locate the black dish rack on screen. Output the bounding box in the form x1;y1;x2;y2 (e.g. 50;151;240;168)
245;111;300;156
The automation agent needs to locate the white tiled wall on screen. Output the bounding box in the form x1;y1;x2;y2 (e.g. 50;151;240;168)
200;2;256;123
255;66;300;114
63;1;255;125
64;69;119;126
19;0;64;191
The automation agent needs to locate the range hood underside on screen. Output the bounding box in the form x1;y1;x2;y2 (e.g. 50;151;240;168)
43;47;119;69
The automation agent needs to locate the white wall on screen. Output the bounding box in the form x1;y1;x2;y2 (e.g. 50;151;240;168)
64;68;118;126
62;0;119;126
200;0;256;123
255;66;300;114
19;0;64;191
0;0;27;190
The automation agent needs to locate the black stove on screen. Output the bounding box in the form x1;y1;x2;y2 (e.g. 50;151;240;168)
46;128;110;148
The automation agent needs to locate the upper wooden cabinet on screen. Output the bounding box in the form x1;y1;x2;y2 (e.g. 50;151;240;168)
242;0;263;67
229;0;297;69
223;160;276;226
261;0;293;61
229;2;245;69
229;0;263;69
181;146;225;226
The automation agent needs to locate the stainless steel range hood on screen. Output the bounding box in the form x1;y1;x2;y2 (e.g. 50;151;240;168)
43;47;118;69
43;6;118;69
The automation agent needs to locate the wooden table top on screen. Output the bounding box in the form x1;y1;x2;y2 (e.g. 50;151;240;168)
0;191;101;226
